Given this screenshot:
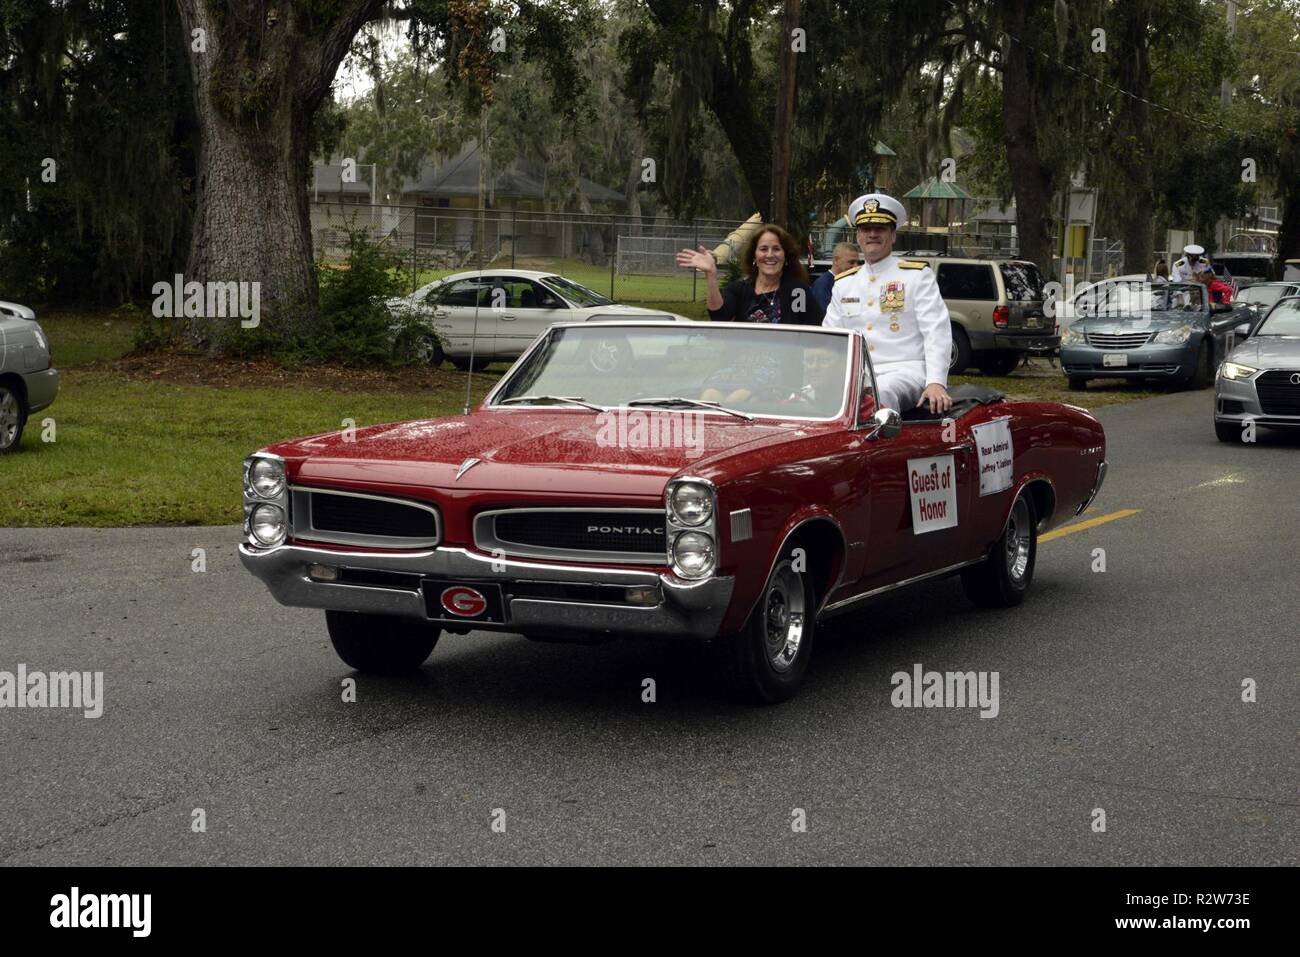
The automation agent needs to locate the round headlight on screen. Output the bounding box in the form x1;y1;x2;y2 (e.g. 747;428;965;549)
250;503;286;547
249;457;285;498
672;531;715;578
670;483;713;526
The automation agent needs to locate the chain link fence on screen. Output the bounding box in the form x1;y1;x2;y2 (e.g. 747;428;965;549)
312;202;750;304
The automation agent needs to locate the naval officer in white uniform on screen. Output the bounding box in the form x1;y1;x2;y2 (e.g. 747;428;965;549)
1171;243;1205;283
823;193;953;414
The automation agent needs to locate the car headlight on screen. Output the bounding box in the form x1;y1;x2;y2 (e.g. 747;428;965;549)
1061;326;1085;345
248;457;286;498
1220;361;1259;381
249;503;287;547
669;482;714;526
1153;325;1193;344
672;531;716;579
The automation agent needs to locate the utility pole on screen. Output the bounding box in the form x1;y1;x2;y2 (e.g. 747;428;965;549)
770;0;800;228
1218;1;1237;253
1220;1;1237;110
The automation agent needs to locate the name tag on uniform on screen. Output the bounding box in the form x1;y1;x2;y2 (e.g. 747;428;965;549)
842;297;860;304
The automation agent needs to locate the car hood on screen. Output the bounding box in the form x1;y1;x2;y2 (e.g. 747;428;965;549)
1070;313;1202;333
1225;336;1300;367
269;409;825;499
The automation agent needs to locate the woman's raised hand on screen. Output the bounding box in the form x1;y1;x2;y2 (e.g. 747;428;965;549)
675;245;717;275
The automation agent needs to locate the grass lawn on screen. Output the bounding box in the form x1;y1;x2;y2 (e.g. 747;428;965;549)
1;370;501;527
2;308;1162;527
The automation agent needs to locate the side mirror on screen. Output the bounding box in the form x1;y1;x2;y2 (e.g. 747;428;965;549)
867;407;902;441
1233;322;1252;338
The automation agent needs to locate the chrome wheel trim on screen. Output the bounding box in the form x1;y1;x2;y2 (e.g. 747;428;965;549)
0;390;18;449
589;339;621;373
1004;496;1032;583
762;560;806;673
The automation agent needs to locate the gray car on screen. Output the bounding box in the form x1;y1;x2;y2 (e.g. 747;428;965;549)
1214;295;1300;442
1059;281;1251;390
0;300;59;452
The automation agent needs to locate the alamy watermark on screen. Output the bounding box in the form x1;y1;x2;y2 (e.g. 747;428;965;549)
152;273;260;328
595;409;705;458
0;664;103;718
890;663;1000;718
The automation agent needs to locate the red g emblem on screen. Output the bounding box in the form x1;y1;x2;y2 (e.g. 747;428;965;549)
440;586;487;617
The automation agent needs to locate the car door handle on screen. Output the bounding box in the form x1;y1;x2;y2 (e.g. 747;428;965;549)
501;314;517;321
433;310;449;318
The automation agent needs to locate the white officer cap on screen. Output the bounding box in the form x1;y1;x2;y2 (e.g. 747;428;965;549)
848;193;907;229
1183;243;1205;256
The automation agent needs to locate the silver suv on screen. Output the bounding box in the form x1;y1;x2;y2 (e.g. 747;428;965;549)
905;255;1055;375
0;301;59;452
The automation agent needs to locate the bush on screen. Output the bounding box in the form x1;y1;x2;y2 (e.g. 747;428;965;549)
194;221;429;366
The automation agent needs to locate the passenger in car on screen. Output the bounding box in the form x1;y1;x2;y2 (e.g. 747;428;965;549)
676;224;824;326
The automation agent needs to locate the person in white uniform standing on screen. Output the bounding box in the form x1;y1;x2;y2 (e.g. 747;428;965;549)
1171;243;1205;283
823;192;953;414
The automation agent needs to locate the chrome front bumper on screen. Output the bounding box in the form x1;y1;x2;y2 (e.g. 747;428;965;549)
239;543;735;640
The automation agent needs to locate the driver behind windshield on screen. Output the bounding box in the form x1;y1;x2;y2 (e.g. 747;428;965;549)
781;345;843;408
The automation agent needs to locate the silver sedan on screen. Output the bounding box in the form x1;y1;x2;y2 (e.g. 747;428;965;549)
1214;296;1300;442
0;301;59;452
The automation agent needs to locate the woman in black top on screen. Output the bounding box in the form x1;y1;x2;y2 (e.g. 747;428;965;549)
675;223;823;404
676;223;824;326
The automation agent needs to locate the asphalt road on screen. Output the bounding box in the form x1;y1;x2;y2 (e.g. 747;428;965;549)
2;389;1296;866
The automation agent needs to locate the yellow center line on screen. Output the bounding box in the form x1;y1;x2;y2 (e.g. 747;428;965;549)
1040;508;1141;543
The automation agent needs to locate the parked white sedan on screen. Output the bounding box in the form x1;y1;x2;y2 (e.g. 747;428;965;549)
388;269;692;369
0;300;59;453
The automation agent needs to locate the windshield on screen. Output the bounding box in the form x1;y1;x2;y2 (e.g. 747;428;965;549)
1256;300;1300;336
1239;286;1286;308
541;275;615;307
1075;281;1205;317
492;325;853;419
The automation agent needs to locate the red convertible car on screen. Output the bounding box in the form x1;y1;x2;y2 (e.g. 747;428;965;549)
240;322;1107;702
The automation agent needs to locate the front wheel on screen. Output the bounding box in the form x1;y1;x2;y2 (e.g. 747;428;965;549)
712;545;815;704
1186;340;1212;390
1214;419;1242;443
450;355;491;372
961;492;1037;608
1067;376;1087;391
0;383;26;453
325;611;440;674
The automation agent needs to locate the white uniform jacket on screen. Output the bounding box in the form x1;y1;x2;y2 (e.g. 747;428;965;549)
822;254;952;387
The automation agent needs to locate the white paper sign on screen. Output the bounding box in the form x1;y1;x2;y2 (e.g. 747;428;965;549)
971;417;1014;497
907;454;958;534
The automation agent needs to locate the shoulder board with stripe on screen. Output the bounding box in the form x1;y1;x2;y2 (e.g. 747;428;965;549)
833;265;861;280
898;260;929;269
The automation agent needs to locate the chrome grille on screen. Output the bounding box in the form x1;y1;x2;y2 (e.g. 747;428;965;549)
290;488;440;548
1255;370;1300;416
475;508;665;563
1086;331;1153;349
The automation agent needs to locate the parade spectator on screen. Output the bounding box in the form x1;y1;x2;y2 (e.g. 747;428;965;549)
811;242;861;310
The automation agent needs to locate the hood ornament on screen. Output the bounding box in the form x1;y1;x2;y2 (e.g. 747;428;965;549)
454;457;482;481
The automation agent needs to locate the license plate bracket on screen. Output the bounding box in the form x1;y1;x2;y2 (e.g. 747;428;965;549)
1102;353;1129;367
421;580;506;624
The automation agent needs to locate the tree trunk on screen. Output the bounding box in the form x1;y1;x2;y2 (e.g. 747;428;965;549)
1277;193;1300;266
173;0;384;343
1000;0;1056;276
769;0;799;229
1114;1;1155;274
